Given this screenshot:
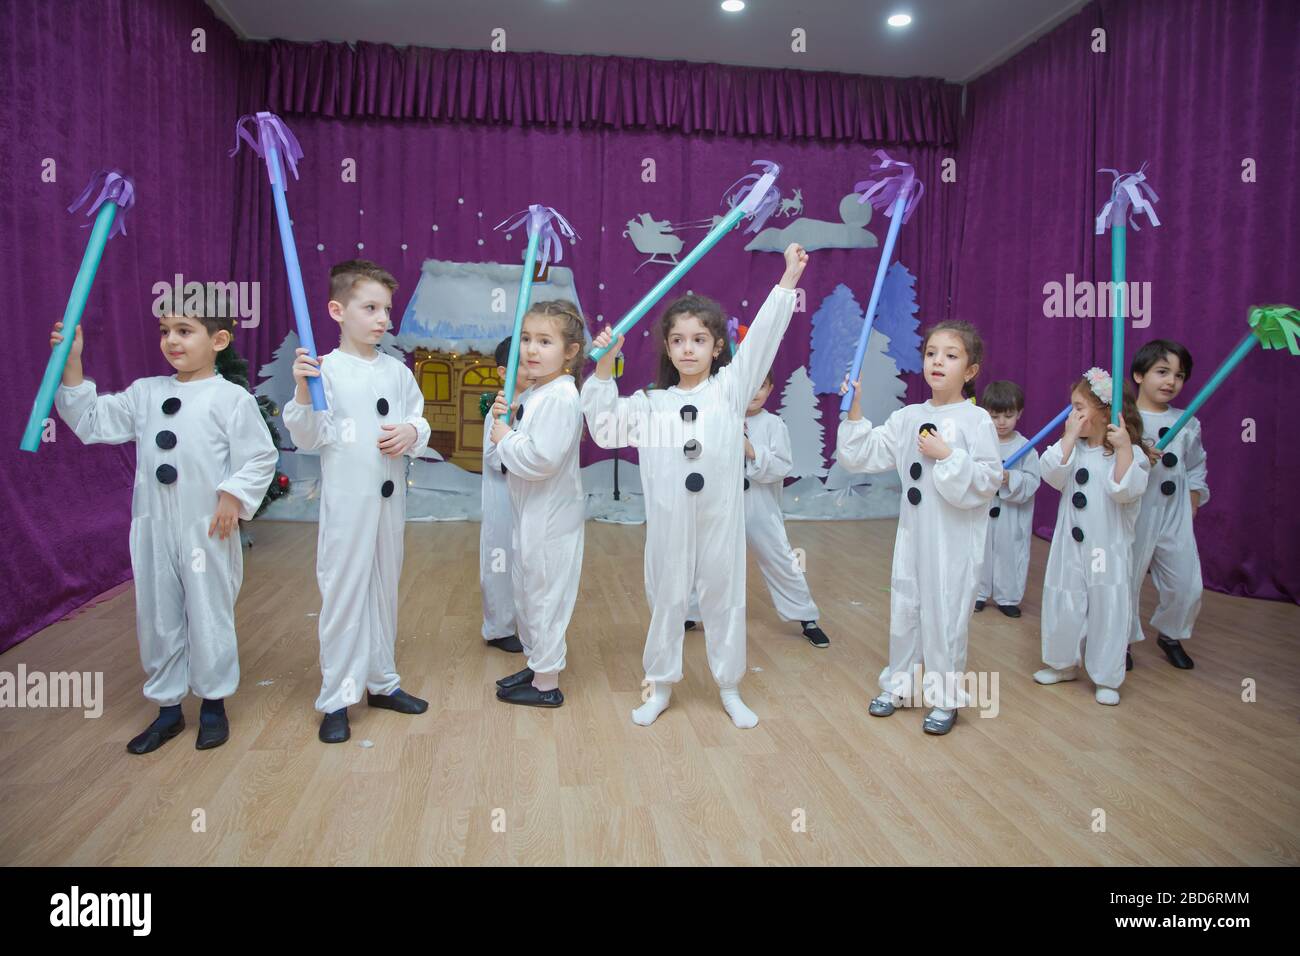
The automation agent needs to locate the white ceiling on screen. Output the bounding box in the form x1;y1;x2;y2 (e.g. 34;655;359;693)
206;0;1088;83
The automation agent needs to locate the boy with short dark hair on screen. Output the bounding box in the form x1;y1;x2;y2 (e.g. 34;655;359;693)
976;380;1041;617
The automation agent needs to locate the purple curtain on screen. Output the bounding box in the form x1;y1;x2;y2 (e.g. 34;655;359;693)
245;40;962;145
952;0;1300;601
0;0;242;651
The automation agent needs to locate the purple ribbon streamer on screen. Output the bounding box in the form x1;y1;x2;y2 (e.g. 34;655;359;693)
230;112;305;185
853;149;924;225
67;169;135;239
1095;163;1160;234
722;160;783;234
494;204;579;272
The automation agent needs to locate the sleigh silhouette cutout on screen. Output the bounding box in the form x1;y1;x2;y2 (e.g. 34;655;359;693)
624;212;728;273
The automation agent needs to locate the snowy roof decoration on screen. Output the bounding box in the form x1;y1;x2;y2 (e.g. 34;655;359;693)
395;259;589;354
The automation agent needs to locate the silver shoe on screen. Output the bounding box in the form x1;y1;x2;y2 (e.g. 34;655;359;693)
922;708;958;735
868;695;897;717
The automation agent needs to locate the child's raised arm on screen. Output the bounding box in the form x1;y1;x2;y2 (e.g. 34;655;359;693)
722;243;807;414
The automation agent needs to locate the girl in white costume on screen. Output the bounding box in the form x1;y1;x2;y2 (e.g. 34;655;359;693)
686;372;830;647
975;380;1041;617
479;336;530;655
836;321;1002;736
1034;368;1153;705
285;261;432;743
584;243;809;729
1127;340;1207;670
488;301;587;708
52;312;276;755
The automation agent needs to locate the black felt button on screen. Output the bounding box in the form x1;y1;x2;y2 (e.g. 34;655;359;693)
1071;526;1084;542
1075;468;1089;485
155;430;177;450
161;397;181;415
1161;480;1176;496
1158;426;1170;439
156;464;177;485
910;462;922;480
919;422;937;437
685;472;704;492
1162;451;1178;468
1072;491;1087;509
500;464;507;475
989;505;1001;518
907;487;922;506
381;480;395;498
516;403;524;421
680;404;698;422
683;439;702;460
376;398;390;416
744;478;751;491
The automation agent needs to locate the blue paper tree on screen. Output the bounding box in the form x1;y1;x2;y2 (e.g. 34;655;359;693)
875;262;921;374
809;283;865;395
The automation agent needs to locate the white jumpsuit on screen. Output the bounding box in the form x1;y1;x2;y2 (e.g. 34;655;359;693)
284;350;431;714
479;388;531;642
1039;439;1149;689
56;374;277;705
836;400;1002;710
977;433;1041;606
496;375;585;676
582;285;797;688
686;410;820;623
1128;409;1208;644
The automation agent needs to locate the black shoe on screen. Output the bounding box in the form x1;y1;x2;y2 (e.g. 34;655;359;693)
1126;651;1134;672
974;600;986;612
495;667;534;690
319;708;350;744
801;622;830;648
126;714;186;755
496;683;564;708
367;688;428;714
996;604;1022;619
195;712;230;750
684;620;697;631
1157;636;1194;670
486;634;524;653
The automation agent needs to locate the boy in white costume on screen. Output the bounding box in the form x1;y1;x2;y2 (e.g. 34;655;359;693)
52;311;276;754
479;335;530;654
686;371;830;647
489;300;587;708
1127;340;1207;670
975;380;1041;617
1034;368;1152;705
584;243;809;729
285;260;431;743
837;321;1002;735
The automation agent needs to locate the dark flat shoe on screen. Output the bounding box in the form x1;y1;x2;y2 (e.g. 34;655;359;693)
319;708;350;744
495;667;534;690
367;689;428;714
1126;651;1134;672
496;684;564;708
801;624;830;648
684;620;697;631
1157;636;1194;670
195;712;229;750
996;604;1022;618
126;715;186;755
486;634;524;653
973;601;986;612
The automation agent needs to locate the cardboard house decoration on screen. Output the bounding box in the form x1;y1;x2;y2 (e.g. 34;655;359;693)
395;259;587;472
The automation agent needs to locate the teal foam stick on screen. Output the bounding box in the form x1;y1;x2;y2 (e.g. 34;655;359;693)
1154;332;1255;451
501;226;542;422
1110;223;1127;425
22;168;134;452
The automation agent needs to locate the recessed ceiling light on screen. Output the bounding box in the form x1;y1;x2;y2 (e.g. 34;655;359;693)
887;13;912;28
721;1;745;13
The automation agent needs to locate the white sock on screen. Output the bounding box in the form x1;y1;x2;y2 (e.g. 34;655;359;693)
873;692;902;707
532;671;559;692
1033;666;1079;685
927;707;953;720
1095;686;1120;706
719;687;758;729
632;682;671;726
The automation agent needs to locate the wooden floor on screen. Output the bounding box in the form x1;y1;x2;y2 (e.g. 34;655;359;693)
2;517;1298;866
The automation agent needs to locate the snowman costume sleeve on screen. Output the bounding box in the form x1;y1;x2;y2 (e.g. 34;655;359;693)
744;410;819;622
978;437;1041;606
480;410;517;642
57;375;276;706
1041;439;1149;691
498;376;585;676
